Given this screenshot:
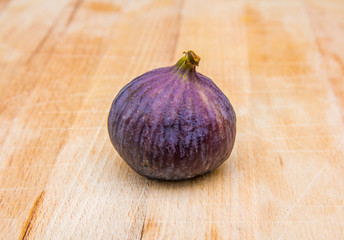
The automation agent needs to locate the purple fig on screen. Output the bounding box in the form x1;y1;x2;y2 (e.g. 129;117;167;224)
108;51;236;180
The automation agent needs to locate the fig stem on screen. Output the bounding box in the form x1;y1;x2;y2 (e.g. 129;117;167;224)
184;51;200;66
175;50;200;74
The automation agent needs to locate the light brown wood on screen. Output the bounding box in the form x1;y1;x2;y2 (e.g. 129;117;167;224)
1;0;344;239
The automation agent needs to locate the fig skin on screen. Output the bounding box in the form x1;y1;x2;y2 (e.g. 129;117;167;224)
108;51;236;180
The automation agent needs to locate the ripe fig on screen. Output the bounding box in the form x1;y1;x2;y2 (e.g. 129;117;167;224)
108;51;236;180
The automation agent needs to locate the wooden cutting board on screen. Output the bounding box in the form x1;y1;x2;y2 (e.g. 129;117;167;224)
1;0;344;239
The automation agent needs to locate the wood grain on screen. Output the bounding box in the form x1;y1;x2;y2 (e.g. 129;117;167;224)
0;0;344;239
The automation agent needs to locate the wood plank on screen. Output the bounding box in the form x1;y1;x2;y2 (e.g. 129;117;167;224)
303;0;344;120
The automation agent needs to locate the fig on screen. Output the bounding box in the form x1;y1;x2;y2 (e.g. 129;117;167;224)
108;51;236;180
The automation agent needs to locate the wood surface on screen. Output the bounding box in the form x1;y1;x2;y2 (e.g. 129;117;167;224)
1;0;344;239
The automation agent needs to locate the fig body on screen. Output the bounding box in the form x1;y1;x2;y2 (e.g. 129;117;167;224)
108;51;236;180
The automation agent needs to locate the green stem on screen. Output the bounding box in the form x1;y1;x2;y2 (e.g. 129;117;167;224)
175;51;201;74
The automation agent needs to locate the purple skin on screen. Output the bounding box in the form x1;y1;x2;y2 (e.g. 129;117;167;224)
108;51;236;180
